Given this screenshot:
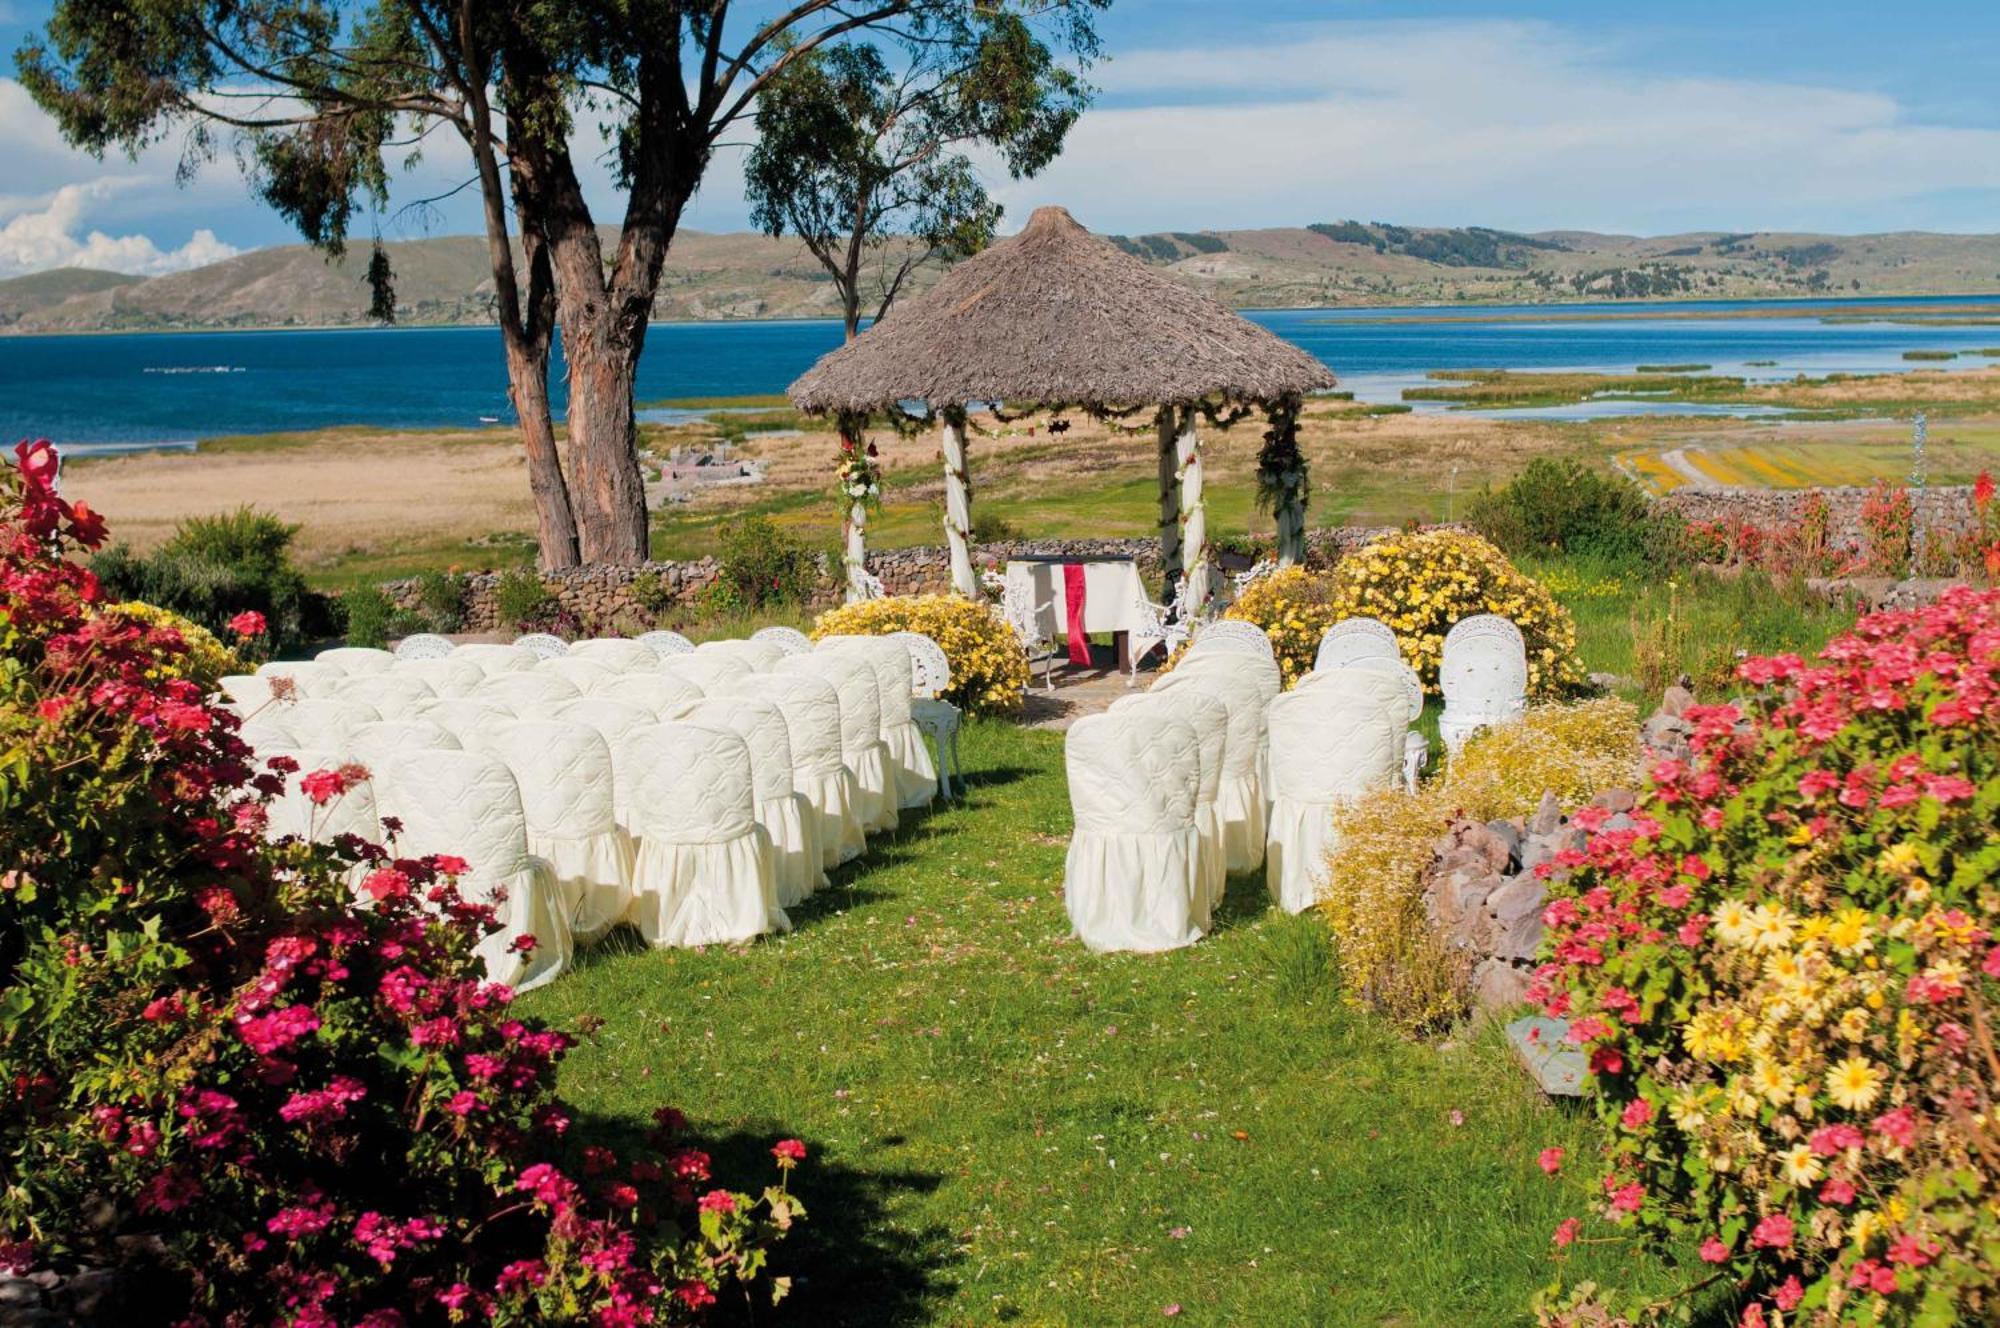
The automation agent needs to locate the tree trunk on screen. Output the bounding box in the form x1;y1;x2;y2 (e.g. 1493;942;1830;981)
559;313;653;564
504;331;579;569
1156;404;1181;593
940;407;976;597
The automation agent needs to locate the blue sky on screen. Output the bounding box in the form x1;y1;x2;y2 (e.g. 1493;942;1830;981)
2;0;1999;276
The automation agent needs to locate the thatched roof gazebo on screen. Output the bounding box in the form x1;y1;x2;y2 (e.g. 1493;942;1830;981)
788;206;1336;605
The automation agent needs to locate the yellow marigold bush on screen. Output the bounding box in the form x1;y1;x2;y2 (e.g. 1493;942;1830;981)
1320;699;1640;1036
101;600;242;688
812;593;1029;714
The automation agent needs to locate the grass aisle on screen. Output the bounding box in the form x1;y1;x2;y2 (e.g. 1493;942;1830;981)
525;720;1685;1326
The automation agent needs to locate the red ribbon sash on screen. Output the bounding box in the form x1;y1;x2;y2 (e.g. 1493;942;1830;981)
1063;563;1092;667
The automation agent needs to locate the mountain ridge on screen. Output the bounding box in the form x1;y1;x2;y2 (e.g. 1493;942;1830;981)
8;222;2000;333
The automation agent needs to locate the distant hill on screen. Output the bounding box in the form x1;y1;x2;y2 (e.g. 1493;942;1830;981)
9;222;2000;333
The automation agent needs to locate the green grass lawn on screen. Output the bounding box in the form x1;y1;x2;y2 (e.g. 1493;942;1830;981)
523;719;1700;1326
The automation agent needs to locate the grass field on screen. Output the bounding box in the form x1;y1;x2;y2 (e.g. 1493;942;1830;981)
522;718;1707;1327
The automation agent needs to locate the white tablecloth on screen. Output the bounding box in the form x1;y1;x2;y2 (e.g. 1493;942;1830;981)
1005;560;1149;642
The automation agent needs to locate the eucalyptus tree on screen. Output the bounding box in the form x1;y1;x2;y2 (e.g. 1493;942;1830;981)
18;0;1107;568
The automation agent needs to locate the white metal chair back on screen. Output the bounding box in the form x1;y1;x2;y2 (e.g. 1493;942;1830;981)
1316;617;1401;672
1440;616;1528;721
513;632;569;660
988;568;1057;691
750;626;813;657
1195;620;1275;661
392;632;454;660
636;630;696;656
891;631;952;699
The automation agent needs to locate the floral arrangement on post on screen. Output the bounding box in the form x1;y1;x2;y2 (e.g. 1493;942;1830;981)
1529;589;2000;1328
0;439;802;1323
1255;394;1309;567
833;411;883;602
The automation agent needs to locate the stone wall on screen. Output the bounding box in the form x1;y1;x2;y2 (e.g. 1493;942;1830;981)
379;526;1412;631
1660;484;1977;547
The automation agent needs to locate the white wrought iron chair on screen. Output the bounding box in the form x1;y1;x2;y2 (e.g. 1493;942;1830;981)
892;630;961;800
1438;615;1528;758
1126;575;1194;687
852;567;887;601
750;626;814;657
392;632;455;660
984;568;1057;693
1315;617;1400;672
636;630;696;656
513;632;569;660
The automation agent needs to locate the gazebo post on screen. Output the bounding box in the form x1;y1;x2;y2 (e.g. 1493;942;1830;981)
836;410;872;602
939;405;977;597
1156;404;1182;591
1175;409;1212;612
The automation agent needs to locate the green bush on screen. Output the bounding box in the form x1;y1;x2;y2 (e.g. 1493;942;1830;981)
89;507;323;655
630;570;675;617
414;568;469;631
494;568;557;629
716;516;818;609
971;511;1021;543
1467;458;1683;571
339;585;397;648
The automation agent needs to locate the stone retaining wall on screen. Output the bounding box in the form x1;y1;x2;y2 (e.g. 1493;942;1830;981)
380;526;1411;631
1660;484;1977;547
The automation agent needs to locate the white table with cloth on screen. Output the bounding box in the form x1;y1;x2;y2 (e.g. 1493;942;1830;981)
1004;556;1157;672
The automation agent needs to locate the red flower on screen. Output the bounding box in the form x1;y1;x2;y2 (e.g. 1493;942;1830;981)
1551;1217;1581;1248
675;1280;717;1309
1749;1213;1794;1250
771;1138;807;1167
697;1189;737;1215
299;768;349;805
227;610;268;637
1699;1236;1729;1264
361;868;412;903
1976;469;1996;508
1537;1147;1564;1176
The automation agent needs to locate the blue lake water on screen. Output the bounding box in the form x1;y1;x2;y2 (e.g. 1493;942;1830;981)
6;294;2000;454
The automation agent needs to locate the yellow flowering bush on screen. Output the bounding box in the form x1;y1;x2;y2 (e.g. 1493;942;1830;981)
1201;566;1342;688
1320;699;1639;1036
1532;589;2000;1328
812;593;1029;714
101;600;242;688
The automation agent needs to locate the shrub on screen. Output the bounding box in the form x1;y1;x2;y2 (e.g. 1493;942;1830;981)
415;568;470;631
1858;479;1914;576
1320;699;1640;1036
717;516;818;610
630;570;676;617
494;568;558;630
812;594;1030;714
101;600;245;686
0;440;802;1322
1467;458;1685;570
89;507;321;656
1529;589;2000;1327
971;511;1021;544
340;584;397;648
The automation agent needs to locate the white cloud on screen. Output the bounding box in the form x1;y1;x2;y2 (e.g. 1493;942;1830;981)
986;20;2000;235
0;179;240;277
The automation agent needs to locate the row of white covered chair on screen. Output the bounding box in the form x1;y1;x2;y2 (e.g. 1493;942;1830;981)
222;624;958;990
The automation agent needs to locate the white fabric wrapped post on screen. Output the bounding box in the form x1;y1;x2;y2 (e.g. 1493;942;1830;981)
729;673;859;870
820;635;936;810
1149;668;1267;873
316;646;396;674
1438;615;1528;757
596;671;706;719
1264;669;1412;915
779;652;896;834
473;720;634;946
675;699;821;906
1062;712;1204;953
374;750;572;992
567;638;660;671
479;671;583;712
552;698;659;841
452;643;540;676
625;723;788;948
393;655;486;698
537;655;616;696
1109;689;1229;927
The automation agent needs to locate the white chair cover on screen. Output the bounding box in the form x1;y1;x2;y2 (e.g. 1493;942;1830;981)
535;656;616;696
779;653;896;834
282;698;383;750
347;720;462;769
268;748;382;851
256;659;341;696
411;698;515;745
392;655;486;698
726;672;861;870
1063;713;1203;953
374;750;571;992
473;720;633;947
1110;689;1228;925
749;626;813;657
893;632;962;800
391;633;454;660
1193;621;1275;662
513;632;569;660
696;638;786;671
1315;617;1401;672
636;630;696;656
478;671;583;712
1264;669;1411;914
567;638;660;671
660;652;754;694
595;672;706;719
676;698;822;905
1178;642;1282;703
316;646;396;674
236;712;300;759
1439;615;1528;755
551;697;658;837
332;673;437;717
1150;668;1267;873
820;635;935;810
451;643;539;676
625;723;787;948
220;673;272;710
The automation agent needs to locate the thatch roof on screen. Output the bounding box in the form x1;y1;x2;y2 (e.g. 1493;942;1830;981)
788;206;1336;414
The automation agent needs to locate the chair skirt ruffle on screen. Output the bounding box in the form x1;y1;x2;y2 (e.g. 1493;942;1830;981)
1213;772;1268;875
628;828;789;948
529;829;634;946
1265;795;1337;915
756;792;822;906
470;859;573;993
884;720;938;810
797;765;866;867
1064;828;1205;953
848;741;899;833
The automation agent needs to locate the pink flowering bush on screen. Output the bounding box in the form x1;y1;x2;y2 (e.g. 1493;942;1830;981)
1529;588;2000;1326
0;440;803;1323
